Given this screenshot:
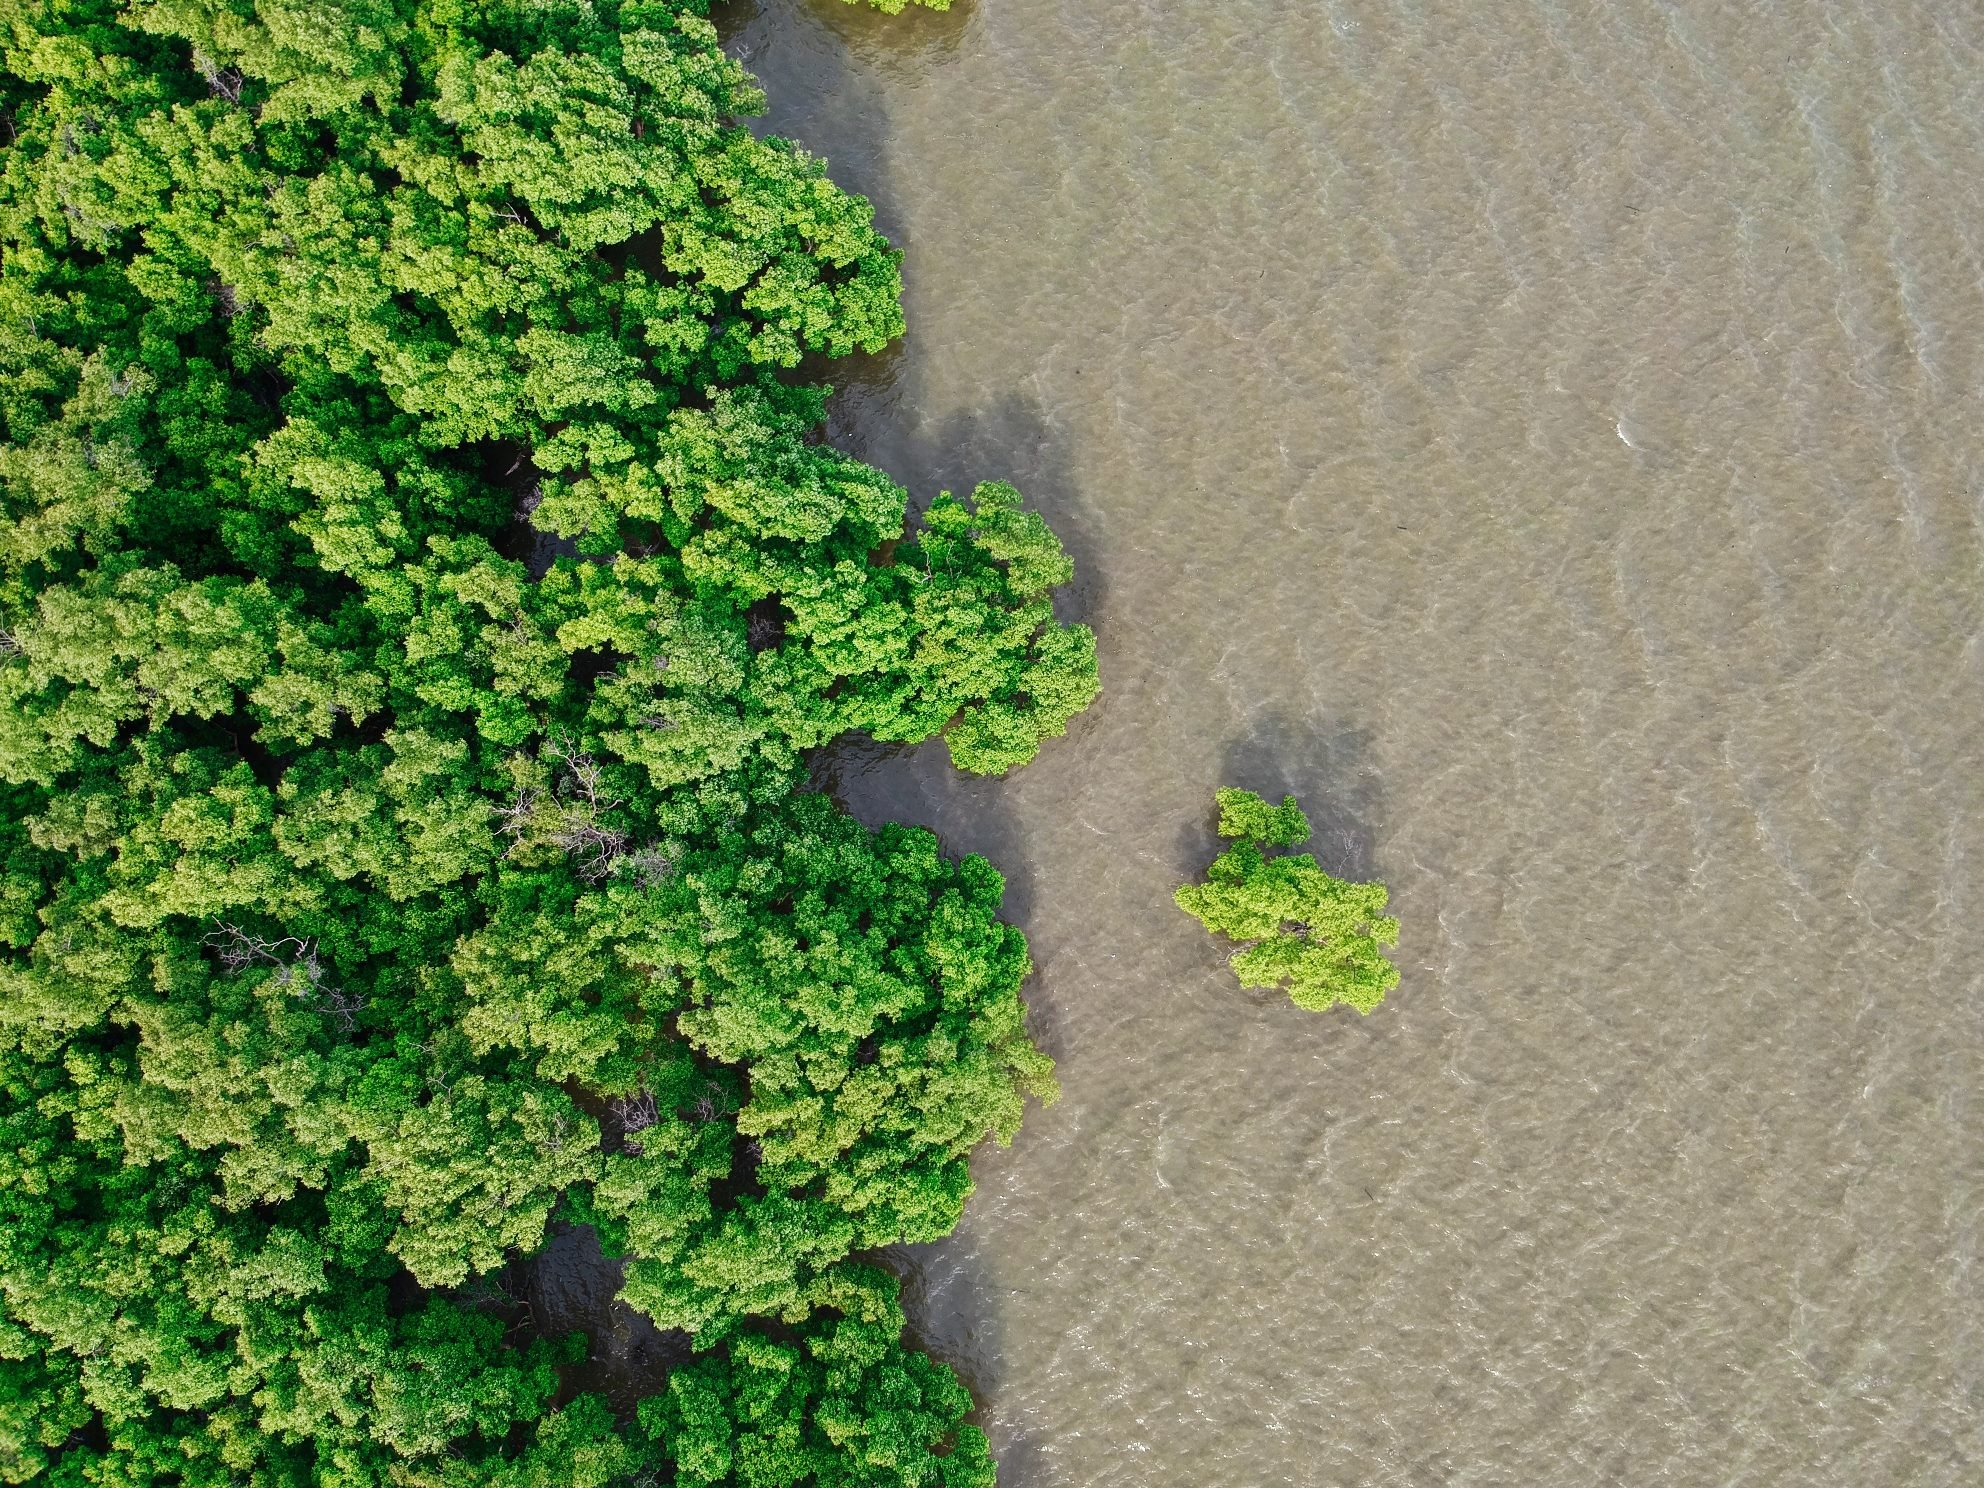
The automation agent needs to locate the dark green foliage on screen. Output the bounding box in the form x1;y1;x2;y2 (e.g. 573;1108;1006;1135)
1176;788;1401;1014
0;0;1096;1482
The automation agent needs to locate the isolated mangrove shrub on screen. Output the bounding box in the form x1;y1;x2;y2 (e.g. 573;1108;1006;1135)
0;0;1095;1482
1176;788;1401;1013
847;0;955;14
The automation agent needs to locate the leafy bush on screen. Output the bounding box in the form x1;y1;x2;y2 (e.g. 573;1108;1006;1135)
844;0;957;14
1175;788;1401;1013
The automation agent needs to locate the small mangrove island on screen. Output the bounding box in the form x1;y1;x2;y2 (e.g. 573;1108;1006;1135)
1176;789;1401;1013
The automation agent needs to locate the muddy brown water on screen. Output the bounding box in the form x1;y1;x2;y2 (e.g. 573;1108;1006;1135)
555;2;1984;1482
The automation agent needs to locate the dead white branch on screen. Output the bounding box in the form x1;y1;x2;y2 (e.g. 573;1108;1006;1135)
203;924;361;1031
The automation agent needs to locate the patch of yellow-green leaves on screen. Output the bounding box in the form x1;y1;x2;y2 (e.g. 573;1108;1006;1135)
1177;787;1401;1013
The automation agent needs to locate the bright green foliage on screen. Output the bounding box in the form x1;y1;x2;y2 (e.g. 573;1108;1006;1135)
1175;788;1401;1013
645;1266;995;1488
577;795;1056;1338
0;0;1095;1481
849;0;957;15
0;1033;617;1488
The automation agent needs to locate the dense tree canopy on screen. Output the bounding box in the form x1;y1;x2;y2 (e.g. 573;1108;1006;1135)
1175;788;1401;1014
0;0;1094;1483
646;1267;993;1488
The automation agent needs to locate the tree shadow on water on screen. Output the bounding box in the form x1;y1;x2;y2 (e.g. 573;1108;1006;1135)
1180;711;1384;886
796;396;1100;1488
881;1219;1041;1484
706;6;1083;1477
715;0;974;243
520;1224;693;1418
724;0;1100;1071
804;388;1104;921
907;395;1109;632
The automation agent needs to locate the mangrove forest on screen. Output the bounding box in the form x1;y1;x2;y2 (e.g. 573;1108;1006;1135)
0;1;1096;1484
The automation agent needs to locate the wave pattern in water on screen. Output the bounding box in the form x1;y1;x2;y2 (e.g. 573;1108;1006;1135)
727;1;1984;1482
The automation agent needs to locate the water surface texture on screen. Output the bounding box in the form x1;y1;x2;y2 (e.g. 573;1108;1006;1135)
724;2;1984;1481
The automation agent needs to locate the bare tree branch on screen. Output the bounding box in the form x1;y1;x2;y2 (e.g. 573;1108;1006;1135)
191;51;244;102
609;1088;659;1154
203;924;362;1031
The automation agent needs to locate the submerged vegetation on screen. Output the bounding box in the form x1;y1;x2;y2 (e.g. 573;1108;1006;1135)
0;1;1095;1484
1175;789;1400;1013
835;0;955;13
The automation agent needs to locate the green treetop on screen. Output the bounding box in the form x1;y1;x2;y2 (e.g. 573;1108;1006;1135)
1175;788;1401;1014
644;1264;994;1488
0;0;1092;1481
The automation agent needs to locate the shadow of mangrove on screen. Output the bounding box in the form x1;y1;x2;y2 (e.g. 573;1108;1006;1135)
731;9;1102;1469
523;1225;693;1418
539;1;1070;1461
805;391;1106;936
796;409;1099;1488
1196;711;1383;884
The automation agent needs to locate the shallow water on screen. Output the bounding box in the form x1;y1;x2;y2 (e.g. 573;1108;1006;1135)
719;2;1984;1482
